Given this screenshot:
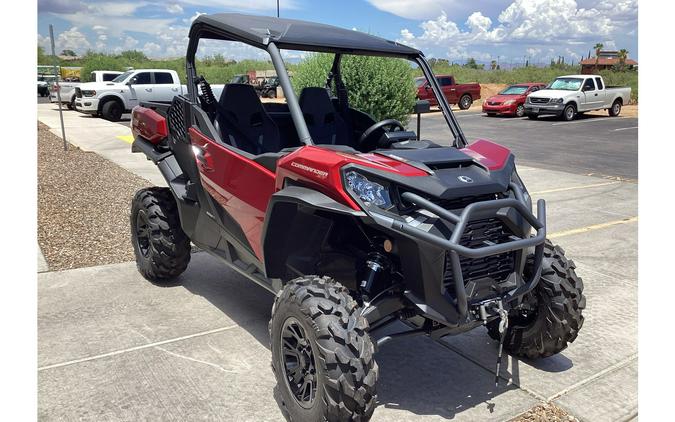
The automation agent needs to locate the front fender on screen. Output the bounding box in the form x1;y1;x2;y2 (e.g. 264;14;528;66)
262;186;366;278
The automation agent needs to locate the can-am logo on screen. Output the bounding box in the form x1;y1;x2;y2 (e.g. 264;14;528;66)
457;175;474;184
291;161;328;179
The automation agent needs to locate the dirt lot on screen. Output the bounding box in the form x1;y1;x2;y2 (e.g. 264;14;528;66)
37;122;151;270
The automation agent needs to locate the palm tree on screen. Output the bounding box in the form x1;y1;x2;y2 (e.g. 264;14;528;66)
490;60;497;70
618;49;628;65
593;43;603;71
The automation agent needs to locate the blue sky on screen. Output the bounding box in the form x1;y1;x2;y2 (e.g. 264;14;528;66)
38;0;638;66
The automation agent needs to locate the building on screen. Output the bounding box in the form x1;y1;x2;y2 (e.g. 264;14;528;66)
580;50;637;74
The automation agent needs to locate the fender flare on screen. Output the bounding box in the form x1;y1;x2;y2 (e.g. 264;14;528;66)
261;185;366;278
97;93;126;113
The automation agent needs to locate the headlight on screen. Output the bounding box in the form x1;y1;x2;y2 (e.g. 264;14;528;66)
344;171;393;210
81;90;96;97
553;98;564;104
503;100;516;105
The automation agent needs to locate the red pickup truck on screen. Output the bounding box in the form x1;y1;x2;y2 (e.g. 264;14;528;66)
415;75;481;110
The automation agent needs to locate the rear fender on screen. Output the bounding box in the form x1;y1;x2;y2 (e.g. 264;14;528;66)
262;186;366;279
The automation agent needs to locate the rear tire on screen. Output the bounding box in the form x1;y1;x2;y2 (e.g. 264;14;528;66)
101;99;123;122
608;100;622;117
527;114;538;120
67;96;75;110
487;240;586;359
458;94;473;110
270;276;378;422
130;187;191;283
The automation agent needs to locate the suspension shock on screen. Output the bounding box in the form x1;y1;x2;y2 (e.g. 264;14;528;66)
358;252;390;302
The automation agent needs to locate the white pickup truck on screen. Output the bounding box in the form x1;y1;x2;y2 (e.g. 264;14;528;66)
75;69;224;121
524;74;631;121
50;71;123;109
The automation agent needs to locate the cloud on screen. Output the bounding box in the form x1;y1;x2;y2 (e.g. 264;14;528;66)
366;0;509;20
38;0;87;14
398;0;637;61
49;27;91;54
166;3;183;14
143;42;163;57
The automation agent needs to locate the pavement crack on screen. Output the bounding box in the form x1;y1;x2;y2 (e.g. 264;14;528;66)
154;345;238;374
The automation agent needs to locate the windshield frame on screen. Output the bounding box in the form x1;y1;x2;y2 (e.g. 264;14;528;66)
111;71;134;83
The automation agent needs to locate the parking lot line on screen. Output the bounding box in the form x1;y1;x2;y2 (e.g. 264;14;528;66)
38;324;238;372
551;117;617;126
531;181;620;195
613;126;638;131
548;216;638;239
116;134;134;144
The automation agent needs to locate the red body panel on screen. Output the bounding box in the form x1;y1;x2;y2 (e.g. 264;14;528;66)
415;75;481;105
482;83;546;115
131;106;168;144
189;128;276;259
461;139;511;170
276;146;428;210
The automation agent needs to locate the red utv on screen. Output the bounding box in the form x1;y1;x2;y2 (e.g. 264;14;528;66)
129;13;585;422
482;83;547;117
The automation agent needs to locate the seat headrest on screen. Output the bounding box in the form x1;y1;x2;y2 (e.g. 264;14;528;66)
219;83;264;117
299;87;336;119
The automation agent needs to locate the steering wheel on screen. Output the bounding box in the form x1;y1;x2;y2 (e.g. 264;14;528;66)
358;119;406;148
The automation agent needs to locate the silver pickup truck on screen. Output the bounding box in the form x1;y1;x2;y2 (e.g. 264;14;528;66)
524;74;631;121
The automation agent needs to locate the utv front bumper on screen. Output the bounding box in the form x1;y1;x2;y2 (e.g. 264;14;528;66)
369;183;546;325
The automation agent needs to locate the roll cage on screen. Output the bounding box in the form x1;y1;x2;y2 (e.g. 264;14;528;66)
184;13;468;149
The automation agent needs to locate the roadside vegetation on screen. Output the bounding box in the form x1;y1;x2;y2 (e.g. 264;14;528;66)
39;47;637;103
292;53;417;123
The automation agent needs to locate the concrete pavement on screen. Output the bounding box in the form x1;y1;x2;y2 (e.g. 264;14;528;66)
37;103;638;421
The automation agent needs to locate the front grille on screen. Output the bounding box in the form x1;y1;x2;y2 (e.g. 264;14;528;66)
529;97;549;104
75;87;82;98
443;217;516;290
488;101;501;106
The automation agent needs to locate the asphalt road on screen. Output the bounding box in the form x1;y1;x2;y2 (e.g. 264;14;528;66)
411;111;638;180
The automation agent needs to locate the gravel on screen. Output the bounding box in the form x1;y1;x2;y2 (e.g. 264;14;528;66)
511;402;578;422
37;121;152;270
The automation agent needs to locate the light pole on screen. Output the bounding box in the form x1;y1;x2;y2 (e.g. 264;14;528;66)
277;0;280;17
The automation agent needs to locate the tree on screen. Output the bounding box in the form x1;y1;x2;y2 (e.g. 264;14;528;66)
618;49;629;64
61;49;77;57
118;50;148;62
593;42;603;71
463;57;480;69
292;53;417;124
37;46;49;64
490;60;497;70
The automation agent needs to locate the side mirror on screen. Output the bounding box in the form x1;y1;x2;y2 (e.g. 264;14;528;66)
424;83;431;90
413;99;430;114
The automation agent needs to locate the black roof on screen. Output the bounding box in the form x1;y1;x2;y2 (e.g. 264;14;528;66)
190;13;421;58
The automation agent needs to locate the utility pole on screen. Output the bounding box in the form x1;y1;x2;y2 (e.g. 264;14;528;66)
49;24;67;151
277;0;280;17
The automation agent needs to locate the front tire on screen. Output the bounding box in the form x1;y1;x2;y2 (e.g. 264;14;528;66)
608;100;622;117
487;240;586;359
101;100;123;122
515;104;525;117
458;94;473;110
527;113;538;120
562;104;576;121
270;276;378;421
130;187;191;283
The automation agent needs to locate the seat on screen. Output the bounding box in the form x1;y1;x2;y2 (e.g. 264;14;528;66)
215;83;281;155
298;87;351;146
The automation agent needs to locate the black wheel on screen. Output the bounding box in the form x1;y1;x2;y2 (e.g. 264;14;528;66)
270;276;378;421
458;94;472;110
487;240;586;359
562;103;576;121
67;96;76;110
267;89;276;99
130;187;191;283
101;100;123;122
608;100;622;117
527;113;538;120
515;104;525;117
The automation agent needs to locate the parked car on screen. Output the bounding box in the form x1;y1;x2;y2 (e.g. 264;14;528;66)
50;71;123;110
525;74;631;121
129;13;584;422
75;69;224;121
415;75;481;109
259;76;279;98
482;83;547;117
37;80;49;97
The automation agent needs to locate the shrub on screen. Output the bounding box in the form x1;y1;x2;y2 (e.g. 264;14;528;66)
292;53;417;124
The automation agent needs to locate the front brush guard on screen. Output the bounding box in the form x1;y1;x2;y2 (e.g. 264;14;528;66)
372;183;546;321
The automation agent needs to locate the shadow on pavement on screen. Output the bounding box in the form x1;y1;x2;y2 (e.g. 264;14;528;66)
177;252;557;419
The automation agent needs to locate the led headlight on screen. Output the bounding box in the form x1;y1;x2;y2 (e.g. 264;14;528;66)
81;90;97;97
344;171;393;209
